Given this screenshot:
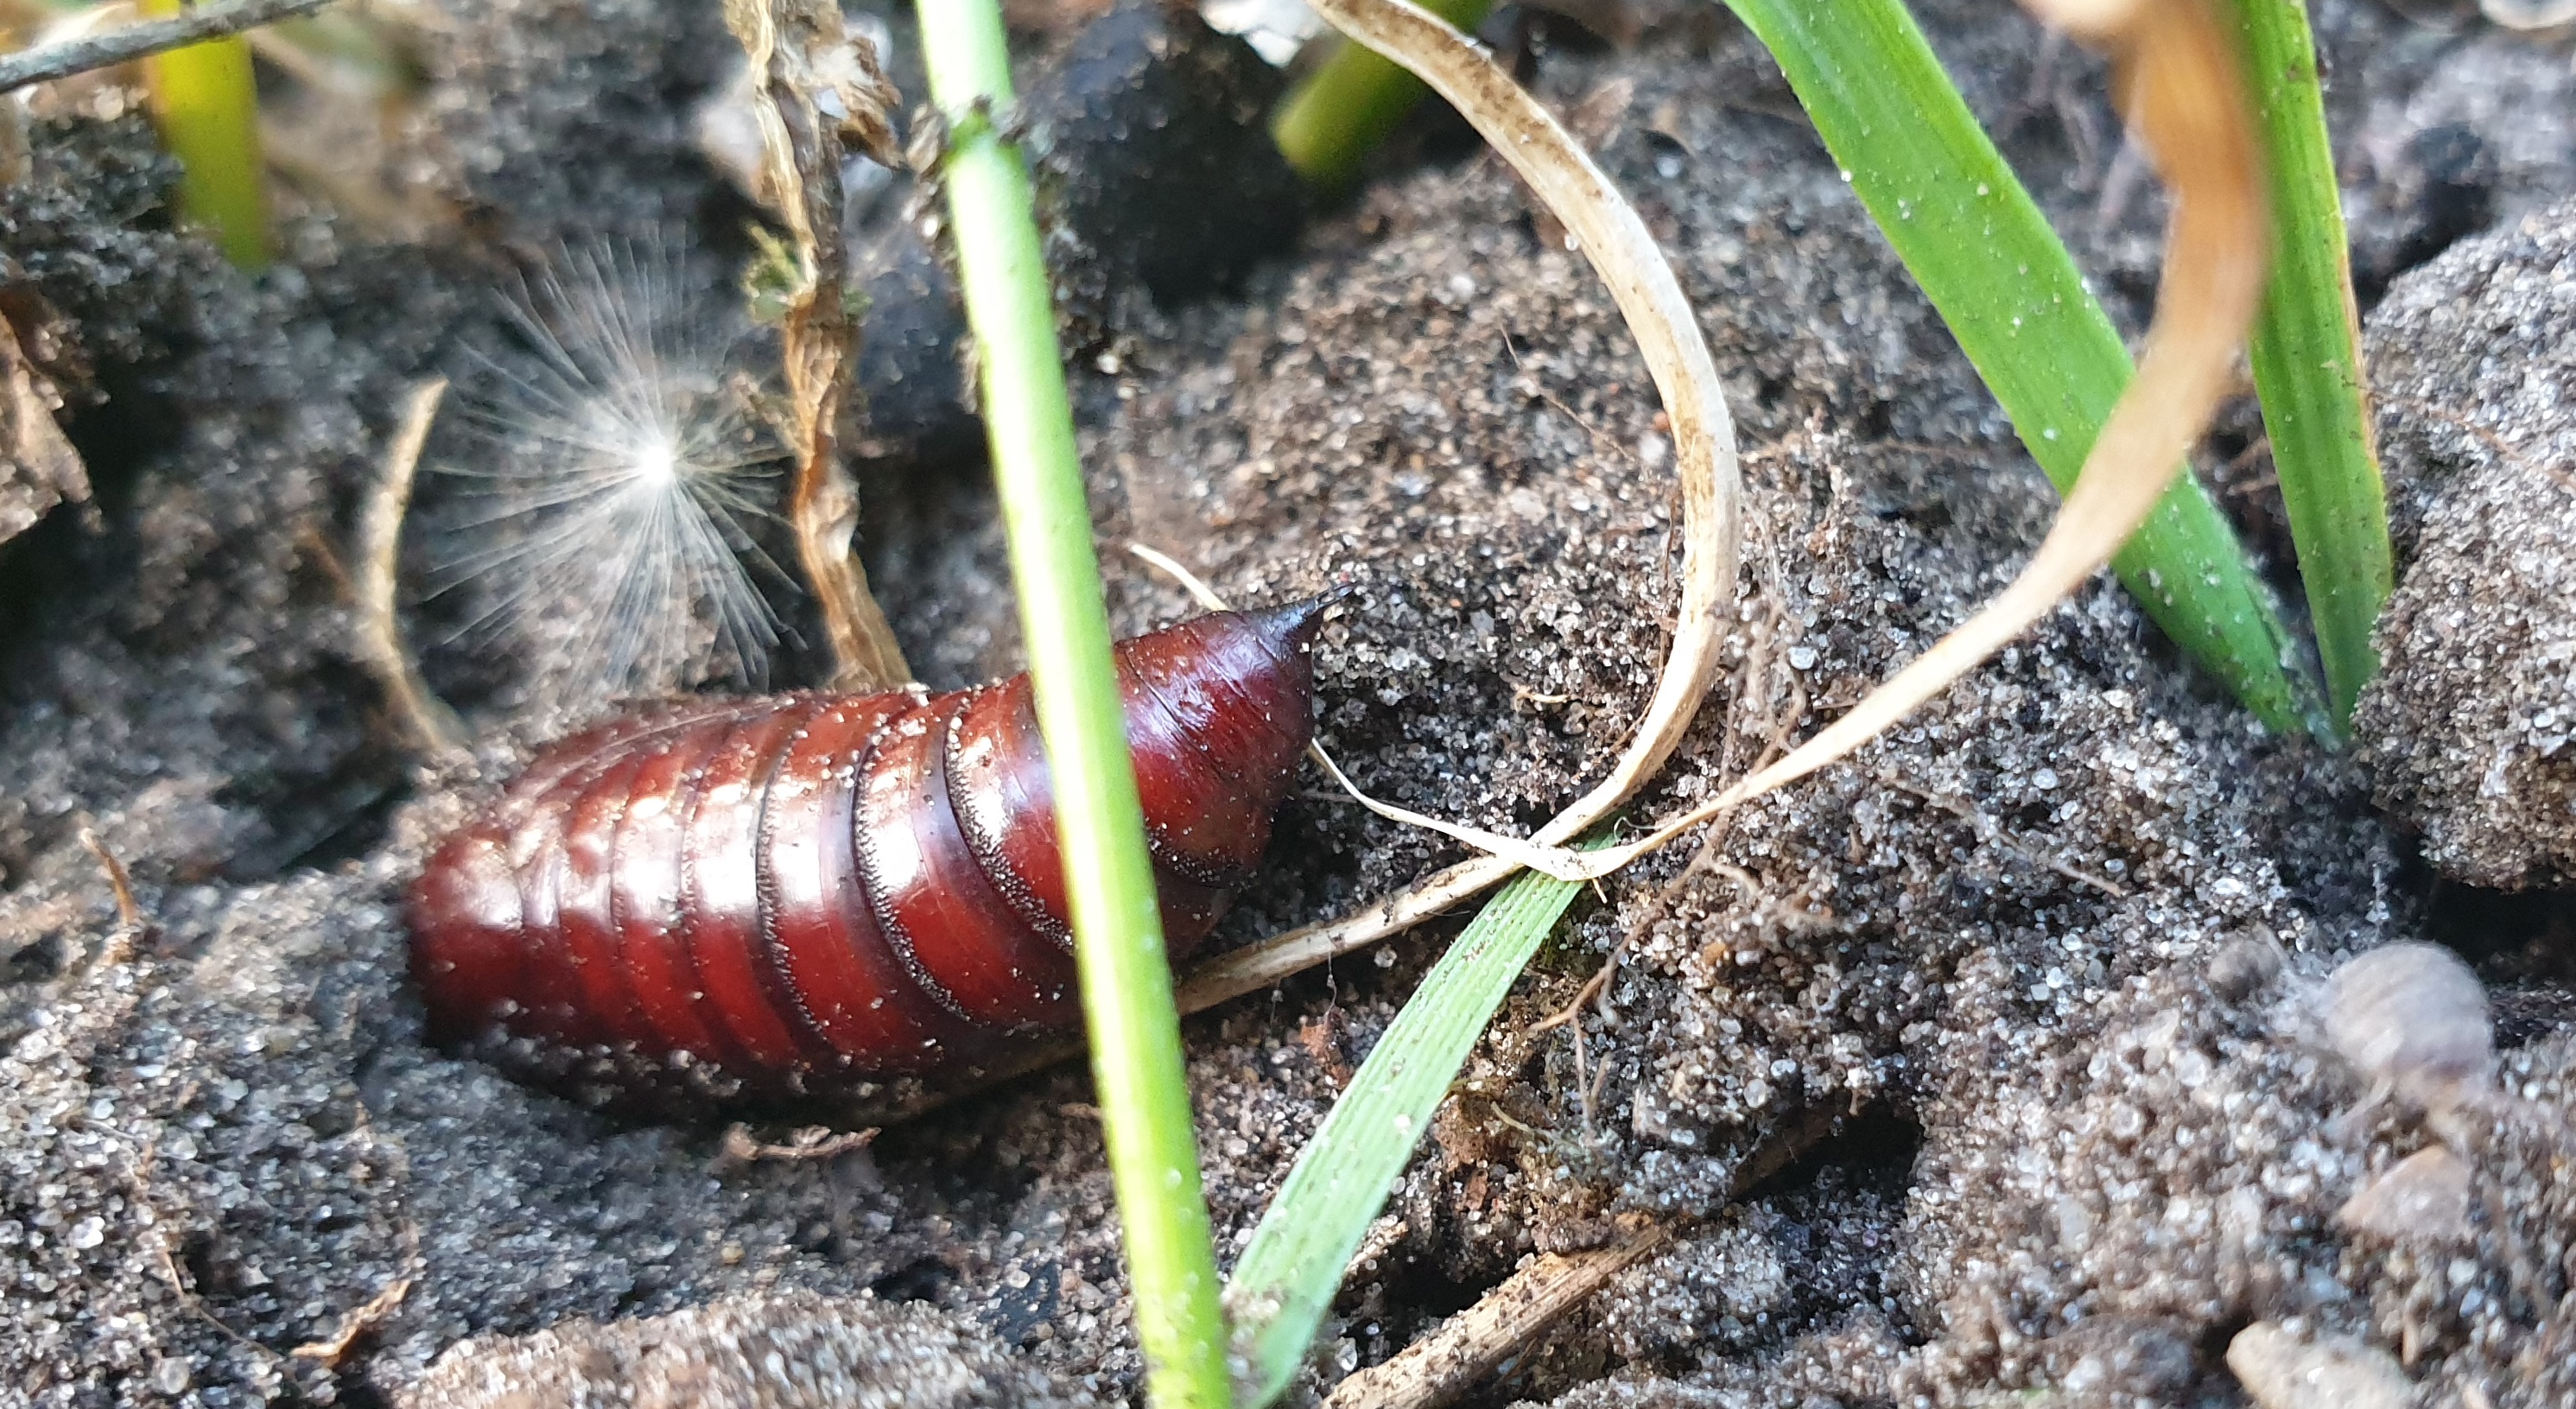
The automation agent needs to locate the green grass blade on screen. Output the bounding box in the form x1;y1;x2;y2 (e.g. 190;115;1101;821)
914;5;1232;1406
139;0;270;270
1270;0;1492;193
1228;847;1598;1406
2227;0;2390;727
1723;0;2325;735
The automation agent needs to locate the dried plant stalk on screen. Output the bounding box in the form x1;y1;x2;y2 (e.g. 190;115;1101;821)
1320;1224;1670;1409
724;0;911;689
356;378;467;752
0;0;339;93
0;321;90;546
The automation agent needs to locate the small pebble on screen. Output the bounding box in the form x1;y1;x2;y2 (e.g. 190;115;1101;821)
2337;1145;2475;1247
2225;1322;2412;1409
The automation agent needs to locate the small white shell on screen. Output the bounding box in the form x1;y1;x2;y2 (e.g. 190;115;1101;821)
2323;943;2495;1114
2336;1144;2476;1246
2480;0;2576;33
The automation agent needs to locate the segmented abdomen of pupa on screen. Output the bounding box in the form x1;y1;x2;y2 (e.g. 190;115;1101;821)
408;600;1326;1105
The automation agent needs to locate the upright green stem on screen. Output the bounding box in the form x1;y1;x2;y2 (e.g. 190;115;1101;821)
139;0;270;270
1723;0;2325;734
2228;0;2390;727
914;6;1232;1406
1271;0;1491;192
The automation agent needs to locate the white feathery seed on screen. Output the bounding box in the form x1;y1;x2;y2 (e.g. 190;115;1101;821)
429;240;787;706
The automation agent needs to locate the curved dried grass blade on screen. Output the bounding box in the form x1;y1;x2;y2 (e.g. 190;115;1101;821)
1302;0;1742;850
1219;15;2268;1393
1312;0;2272;888
1559;0;2271;876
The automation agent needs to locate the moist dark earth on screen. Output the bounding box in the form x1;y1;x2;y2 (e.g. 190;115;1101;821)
3;1;2574;1406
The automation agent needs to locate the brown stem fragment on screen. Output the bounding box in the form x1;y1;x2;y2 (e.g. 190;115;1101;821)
289;1278;412;1367
355;378;467;754
712;1123;878;1173
0;316;90;548
724;0;912;689
1317;1105;1841;1409
1323;1222;1671;1409
76;823;149;967
0;0;342;93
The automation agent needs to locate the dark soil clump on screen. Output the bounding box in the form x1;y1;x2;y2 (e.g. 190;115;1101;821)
2357;195;2576;894
3;2;2574;1406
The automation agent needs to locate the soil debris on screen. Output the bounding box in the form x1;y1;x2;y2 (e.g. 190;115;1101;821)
851;0;1304;467
2336;1144;2474;1246
401;1290;1089;1409
2225;1321;2413;1409
1;2;2573;1406
0;314;88;549
2357;195;2576;892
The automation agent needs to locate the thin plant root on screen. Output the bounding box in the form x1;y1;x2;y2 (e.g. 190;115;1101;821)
355;378;467;753
1875;771;2129;898
726;0;911;689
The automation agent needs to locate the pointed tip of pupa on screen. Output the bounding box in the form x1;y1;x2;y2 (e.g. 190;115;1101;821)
1240;586;1348;657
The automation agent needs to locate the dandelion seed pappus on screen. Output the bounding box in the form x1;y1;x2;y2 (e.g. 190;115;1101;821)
423;239;791;710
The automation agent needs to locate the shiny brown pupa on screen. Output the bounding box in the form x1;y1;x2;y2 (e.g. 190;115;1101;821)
409;600;1326;1106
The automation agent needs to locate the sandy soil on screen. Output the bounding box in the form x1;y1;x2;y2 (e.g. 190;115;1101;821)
1;2;2572;1406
